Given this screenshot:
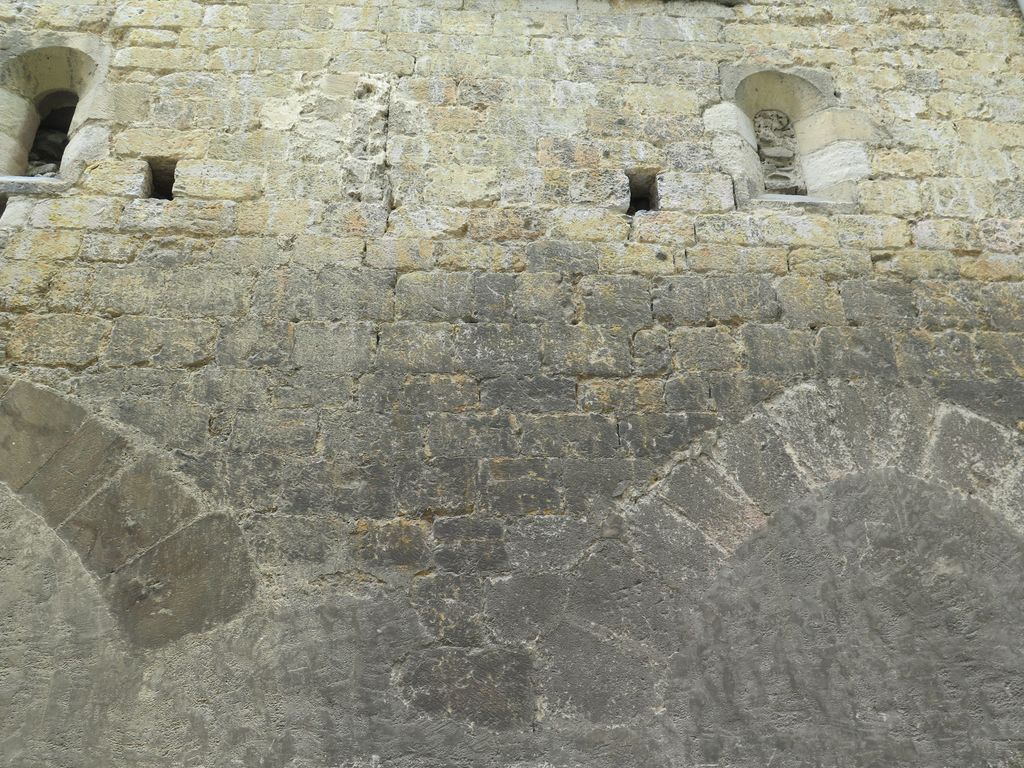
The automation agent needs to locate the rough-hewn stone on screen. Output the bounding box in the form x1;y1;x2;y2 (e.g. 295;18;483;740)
2;1;1023;766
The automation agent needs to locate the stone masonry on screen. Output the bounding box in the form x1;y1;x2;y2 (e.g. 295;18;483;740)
1;0;1023;766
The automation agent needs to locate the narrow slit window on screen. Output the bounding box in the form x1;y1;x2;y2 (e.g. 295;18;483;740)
28;90;78;177
147;158;177;200
0;195;8;220
626;169;659;215
754;109;806;196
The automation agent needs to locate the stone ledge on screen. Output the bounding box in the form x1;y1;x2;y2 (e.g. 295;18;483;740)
0;175;71;196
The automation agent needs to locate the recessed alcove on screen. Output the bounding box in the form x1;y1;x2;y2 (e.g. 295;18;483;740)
28;90;78;176
0;46;104;191
704;65;877;209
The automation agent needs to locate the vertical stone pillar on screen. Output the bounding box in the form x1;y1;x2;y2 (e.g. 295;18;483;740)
0;87;37;176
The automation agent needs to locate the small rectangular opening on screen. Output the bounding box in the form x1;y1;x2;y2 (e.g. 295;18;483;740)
29;91;78;177
626;169;659;215
0;195;8;221
147;158;177;200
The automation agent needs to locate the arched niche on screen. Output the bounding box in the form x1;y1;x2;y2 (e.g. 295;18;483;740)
0;46;100;179
705;66;878;208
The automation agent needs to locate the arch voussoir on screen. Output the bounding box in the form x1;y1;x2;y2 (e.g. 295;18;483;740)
629;381;1024;556
0;378;257;648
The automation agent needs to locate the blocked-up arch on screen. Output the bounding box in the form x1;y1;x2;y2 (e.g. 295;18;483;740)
623;380;1024;764
628;380;1023;577
0;378;257;648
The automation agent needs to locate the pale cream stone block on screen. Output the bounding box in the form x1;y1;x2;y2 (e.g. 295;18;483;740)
794;109;878;154
657;171;736;213
703;101;757;149
802;141;871;192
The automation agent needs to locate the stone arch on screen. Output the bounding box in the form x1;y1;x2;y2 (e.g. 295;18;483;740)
623;380;1024;764
0;377;257;649
705;66;877;207
628;380;1023;570
0;46;103;178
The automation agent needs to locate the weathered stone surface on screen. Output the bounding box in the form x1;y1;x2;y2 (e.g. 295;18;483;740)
2;0;1024;765
60;457;204;576
400;646;534;728
0;381;86;490
103;513;256;647
670;470;1024;766
19;418;129;526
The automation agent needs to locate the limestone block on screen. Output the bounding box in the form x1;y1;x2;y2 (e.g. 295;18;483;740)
119;199;238;236
687;244;788;274
859;179;923;216
29;196;121;230
832;214;911;249
112;46;193;72
597;242;676;274
4;228;81;261
960;252;1024;281
580;274;652;327
652;275;706;326
6;313;109;367
111;2;203;29
400;646;532;728
841;279;917;329
103;513;256;647
922;177;997;219
59;456;202;575
802;141;871;191
113;128;210;159
546;206;630;241
20;419;128;527
542;324;630;376
624;83;700;115
291;321;376;373
0;258;55;311
422;165;499;207
631;210;697;247
173;160;263;201
568;168;630;207
518;413;619;458
671;326;738;373
979;218;1024;253
710;133;762;203
105;316;218;367
657;171;735;212
352;518;431;568
81;159;149;197
703;101;757;149
816;326;898;378
376;322;454;373
873;249;960;280
794;108;879;154
776;275;845;329
61;124;111;180
0;381;87;490
913;218;978;251
0;87;35;146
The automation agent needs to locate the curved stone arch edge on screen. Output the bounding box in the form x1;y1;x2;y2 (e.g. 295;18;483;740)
705;64;885;208
0;374;259;650
621;379;1024;561
0;34;115;183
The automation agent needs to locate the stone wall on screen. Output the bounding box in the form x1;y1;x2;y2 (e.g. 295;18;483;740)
1;0;1023;766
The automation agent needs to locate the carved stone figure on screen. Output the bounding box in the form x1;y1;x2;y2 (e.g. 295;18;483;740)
754;108;806;195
